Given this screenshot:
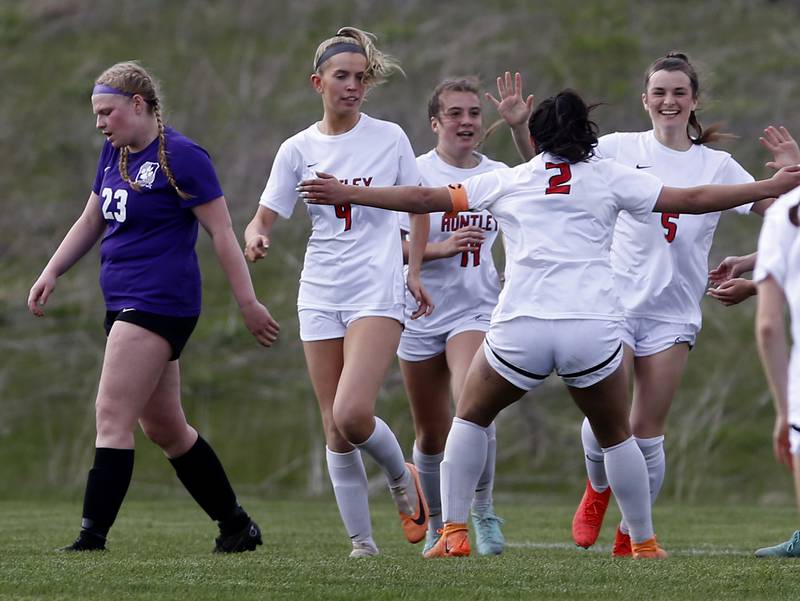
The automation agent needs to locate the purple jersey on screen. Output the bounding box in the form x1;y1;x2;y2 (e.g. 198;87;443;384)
91;128;222;316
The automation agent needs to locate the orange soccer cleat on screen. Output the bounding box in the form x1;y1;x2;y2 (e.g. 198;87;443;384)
572;480;611;548
392;462;429;544
423;523;471;558
632;536;668;559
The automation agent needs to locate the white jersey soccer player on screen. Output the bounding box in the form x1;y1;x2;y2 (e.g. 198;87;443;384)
755;190;800;452
244;27;432;559
601;130;754;336
753;187;800;558
398;149;505;348
262;113;418;316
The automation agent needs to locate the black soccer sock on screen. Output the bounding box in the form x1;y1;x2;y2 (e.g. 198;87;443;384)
169;435;247;531
80;447;135;540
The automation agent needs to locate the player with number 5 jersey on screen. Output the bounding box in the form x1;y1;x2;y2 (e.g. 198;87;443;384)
244;27;432;559
298;86;800;559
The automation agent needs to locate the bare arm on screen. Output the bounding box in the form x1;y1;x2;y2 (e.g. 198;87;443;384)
28;192;106;316
401;226;486;263
654;165;800;214
194;197;280;347
299;172;454;213
756;276;792;468
406;213;434;319
244;205;280;263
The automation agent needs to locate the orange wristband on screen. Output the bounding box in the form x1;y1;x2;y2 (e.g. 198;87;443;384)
445;183;468;217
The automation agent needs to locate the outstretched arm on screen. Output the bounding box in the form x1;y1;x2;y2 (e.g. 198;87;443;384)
299;172;455;213
28;192;106;316
194;197;280;347
488;71;536;162
654;165;800;214
755;276;793;468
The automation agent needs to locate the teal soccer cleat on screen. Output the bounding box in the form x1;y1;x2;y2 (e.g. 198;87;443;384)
471;505;505;556
755;530;800;558
422;529;442;555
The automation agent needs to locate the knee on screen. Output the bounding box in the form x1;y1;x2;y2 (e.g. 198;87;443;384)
332;405;374;444
588;417;631;449
140;417;192;454
414;428;448;454
95;400;135;442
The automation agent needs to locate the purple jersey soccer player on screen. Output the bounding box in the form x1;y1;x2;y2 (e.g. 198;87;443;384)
28;61;279;553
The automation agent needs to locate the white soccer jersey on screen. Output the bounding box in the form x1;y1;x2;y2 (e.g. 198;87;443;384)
599;131;754;331
754;189;800;427
399;149;506;335
460;152;663;322
260;113;421;310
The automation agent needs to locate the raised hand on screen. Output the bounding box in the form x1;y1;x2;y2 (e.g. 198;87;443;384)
487;71;534;128
760;125;800;171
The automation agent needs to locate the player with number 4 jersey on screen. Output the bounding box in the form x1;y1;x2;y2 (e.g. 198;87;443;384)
244;27;432;559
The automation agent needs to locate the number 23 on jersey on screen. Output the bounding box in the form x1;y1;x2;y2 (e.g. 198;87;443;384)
101;187;128;223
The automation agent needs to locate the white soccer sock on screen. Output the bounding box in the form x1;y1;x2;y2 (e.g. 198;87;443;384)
602;436;653;543
355;417;408;484
581;417;609;492
326;447;374;545
355;417;415;514
619;435;666;535
413;444;444;533
636;435;666;504
441;417;488;525
472;421;497;512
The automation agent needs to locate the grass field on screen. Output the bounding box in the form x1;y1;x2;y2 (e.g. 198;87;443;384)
2;497;798;600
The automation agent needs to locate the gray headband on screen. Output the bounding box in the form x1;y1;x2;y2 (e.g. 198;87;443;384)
314;42;366;70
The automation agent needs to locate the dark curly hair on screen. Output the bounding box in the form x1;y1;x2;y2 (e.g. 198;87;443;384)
528;89;599;163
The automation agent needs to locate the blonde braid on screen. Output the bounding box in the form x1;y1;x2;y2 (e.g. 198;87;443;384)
118;147;141;191
153;103;191;200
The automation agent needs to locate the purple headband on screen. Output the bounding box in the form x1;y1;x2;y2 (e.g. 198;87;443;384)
314;42;366;70
92;84;133;97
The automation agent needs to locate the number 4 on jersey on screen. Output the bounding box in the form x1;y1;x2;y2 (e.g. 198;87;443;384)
334;203;352;231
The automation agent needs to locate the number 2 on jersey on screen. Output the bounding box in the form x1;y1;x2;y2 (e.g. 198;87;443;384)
660;212;679;243
545;162;572;194
334;203;352;231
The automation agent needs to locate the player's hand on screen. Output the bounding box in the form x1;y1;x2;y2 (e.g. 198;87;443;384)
244;234;270;263
28;271;57;317
439;226;485;258
760;125;800;171
407;273;434;319
706;278;756;306
487;71;534;128
240;300;280;347
709;255;749;285
767;164;800;197
773;414;793;469
298;172;348;205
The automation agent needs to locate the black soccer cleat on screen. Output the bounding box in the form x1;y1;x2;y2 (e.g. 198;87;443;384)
57;531;107;552
213;520;262;553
